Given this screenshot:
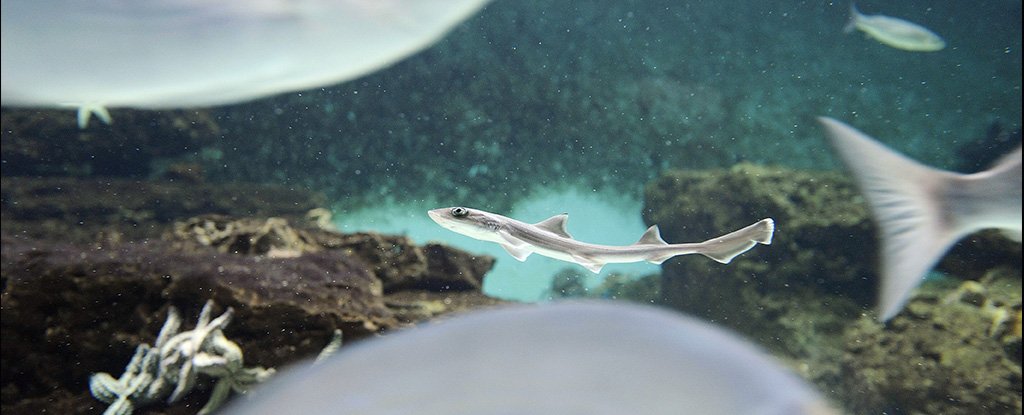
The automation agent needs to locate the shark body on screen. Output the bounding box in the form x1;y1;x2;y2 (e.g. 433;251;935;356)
428;207;774;273
1;0;489;127
819;117;1022;321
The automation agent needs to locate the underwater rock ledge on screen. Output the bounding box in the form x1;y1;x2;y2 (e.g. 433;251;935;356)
839;269;1022;415
1;108;219;178
643;162;1022;414
0;179;502;414
644;162;878;356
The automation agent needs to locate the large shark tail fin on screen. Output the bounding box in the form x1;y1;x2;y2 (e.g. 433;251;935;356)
695;218;775;264
818;117;964;322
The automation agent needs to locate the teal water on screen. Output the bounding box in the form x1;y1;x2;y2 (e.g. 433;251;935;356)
289;0;1020;305
207;0;1021;204
1;1;1020;414
333;187;657;301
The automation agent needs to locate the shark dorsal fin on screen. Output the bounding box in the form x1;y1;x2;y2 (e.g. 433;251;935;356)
635;225;668;245
534;214;573;238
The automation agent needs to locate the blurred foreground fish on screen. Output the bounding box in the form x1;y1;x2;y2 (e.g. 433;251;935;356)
223;301;838;415
428;207;773;273
843;3;945;51
819;117;1022;321
0;0;489;127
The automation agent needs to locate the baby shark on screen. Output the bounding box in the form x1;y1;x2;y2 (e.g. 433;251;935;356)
428;207;774;273
819;117;1021;321
844;3;945;51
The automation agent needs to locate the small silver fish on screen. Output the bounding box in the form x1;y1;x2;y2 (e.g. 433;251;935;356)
223;301;839;415
819;117;1022;321
844;3;945;52
427;207;774;273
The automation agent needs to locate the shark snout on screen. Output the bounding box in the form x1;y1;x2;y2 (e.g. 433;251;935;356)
427;209;447;224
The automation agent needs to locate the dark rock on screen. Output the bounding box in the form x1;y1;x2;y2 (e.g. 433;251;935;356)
546;267;662;304
1;224;498;414
836;269;1022;415
168;215;325;257
0;235;394;413
941;230;1022;282
166;215;494;294
643;163;872;356
954;122;1022;173
0;108;219;178
0;176;327;244
383;291;508;323
421;243;494;292
644;162;1021;356
160;162;206;184
643;163;1022;415
2;199;498;415
315;233;493;293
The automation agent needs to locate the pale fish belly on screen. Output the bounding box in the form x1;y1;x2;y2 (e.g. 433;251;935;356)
856;15;945;51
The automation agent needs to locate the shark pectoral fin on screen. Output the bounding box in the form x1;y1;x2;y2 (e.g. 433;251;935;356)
496;230;532;261
570;254;605;274
497;229;528;247
499;243;532;262
579;262;605;274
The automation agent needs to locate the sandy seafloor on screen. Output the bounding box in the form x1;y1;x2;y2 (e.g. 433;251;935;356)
1;1;1021;414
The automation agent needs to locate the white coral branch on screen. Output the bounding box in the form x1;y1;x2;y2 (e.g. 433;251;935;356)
89;300;274;415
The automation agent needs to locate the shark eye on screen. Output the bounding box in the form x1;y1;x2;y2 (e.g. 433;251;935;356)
451;207;469;218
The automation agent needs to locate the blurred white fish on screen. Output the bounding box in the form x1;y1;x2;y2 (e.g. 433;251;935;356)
843;3;945;51
224;301;839;415
819;117;1022;321
0;0;490;126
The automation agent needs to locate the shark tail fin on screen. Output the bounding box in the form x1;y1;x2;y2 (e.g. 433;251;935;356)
694;218;775;264
818;117;964;322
